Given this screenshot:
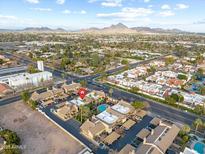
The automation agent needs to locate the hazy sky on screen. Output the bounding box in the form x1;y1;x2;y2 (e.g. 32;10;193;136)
0;0;205;32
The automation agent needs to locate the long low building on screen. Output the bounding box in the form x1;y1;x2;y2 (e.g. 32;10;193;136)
0;71;52;88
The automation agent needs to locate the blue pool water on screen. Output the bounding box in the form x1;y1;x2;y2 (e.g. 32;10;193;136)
188;77;205;93
97;104;108;112
194;142;205;154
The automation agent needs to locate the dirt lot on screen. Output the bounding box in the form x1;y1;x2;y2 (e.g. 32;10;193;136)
0;101;84;154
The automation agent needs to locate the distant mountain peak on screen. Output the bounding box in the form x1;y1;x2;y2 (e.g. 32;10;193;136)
109;23;128;29
22;27;67;32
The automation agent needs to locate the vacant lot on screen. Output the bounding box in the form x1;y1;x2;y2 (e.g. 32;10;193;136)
0;101;84;154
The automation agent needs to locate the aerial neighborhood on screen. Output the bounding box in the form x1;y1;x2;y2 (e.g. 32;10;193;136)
0;3;205;153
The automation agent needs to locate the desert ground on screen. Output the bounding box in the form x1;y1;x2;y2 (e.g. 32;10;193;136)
0;101;84;154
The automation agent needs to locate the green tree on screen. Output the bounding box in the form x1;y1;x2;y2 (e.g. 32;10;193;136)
178;94;184;103
91;53;100;67
131;101;146;109
79;105;90;123
196;68;204;77
60;57;69;70
80;80;87;87
121;59;128;65
199;86;205;95
29;100;38;110
147;66;156;74
3;146;21;154
28;52;33;59
196;53;204;64
194;105;204;115
193;118;203;133
130;87;140;93
181;124;191;135
21;91;30;103
170;93;179;102
165;56;175;65
0;129;20;145
0;59;4;65
177;74;188;80
182;135;189;143
27;64;39;74
165;96;176;105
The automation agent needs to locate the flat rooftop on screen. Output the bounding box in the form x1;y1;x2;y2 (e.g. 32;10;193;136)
111;104;130;114
69;98;85;106
96;110;118;125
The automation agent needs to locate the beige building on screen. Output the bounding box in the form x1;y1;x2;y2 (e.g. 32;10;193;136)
136;122;180;154
119;144;136;154
62;82;81;93
80;120;109;139
31;90;53;102
54;103;78;121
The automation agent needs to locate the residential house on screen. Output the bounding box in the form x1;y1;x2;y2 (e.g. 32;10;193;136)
31;89;53;102
54;103;78;121
62;82;81;93
118;144;136;154
80;120;109;139
136;122;180;154
111;100;135;115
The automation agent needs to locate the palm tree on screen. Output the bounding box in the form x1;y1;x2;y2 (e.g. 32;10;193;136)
109;88;113;97
109;88;114;103
79;105;90;123
193;118;203;134
203;100;205;115
181;124;191;135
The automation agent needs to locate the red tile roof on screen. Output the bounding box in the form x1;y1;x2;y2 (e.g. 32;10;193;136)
0;83;11;93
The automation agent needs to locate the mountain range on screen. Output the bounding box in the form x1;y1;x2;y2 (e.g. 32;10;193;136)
0;23;195;34
80;23;187;34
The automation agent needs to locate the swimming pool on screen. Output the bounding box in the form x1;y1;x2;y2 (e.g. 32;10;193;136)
194;142;205;154
97;104;109;113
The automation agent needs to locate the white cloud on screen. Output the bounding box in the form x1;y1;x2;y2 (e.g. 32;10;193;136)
56;0;65;5
144;0;150;3
62;10;87;15
161;4;171;10
26;0;39;4
0;15;17;20
62;9;71;14
101;0;122;7
176;4;189;10
194;19;205;25
97;7;153;21
88;0;98;3
0;14;36;27
30;8;52;11
80;10;87;14
159;10;175;17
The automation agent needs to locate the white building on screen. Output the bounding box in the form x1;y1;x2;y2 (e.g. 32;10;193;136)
180;147;199;154
0;71;52;88
96;111;119;125
37;61;44;71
